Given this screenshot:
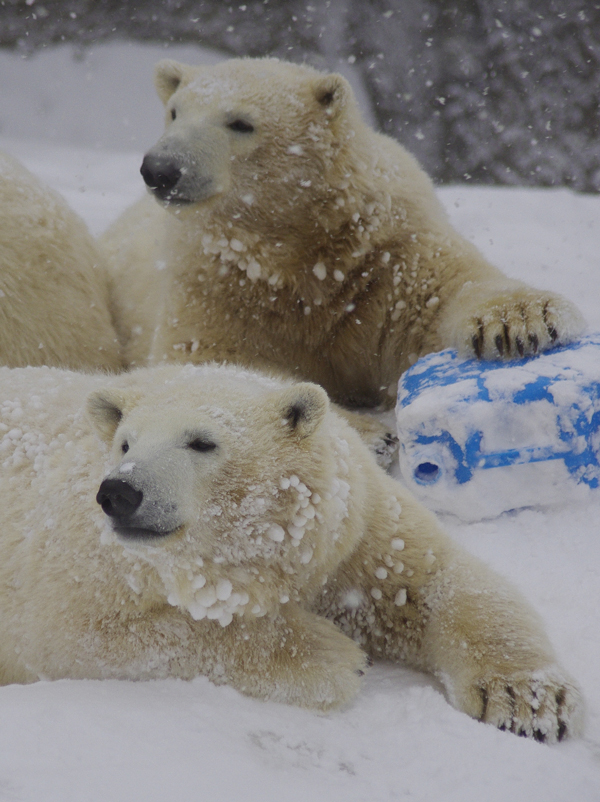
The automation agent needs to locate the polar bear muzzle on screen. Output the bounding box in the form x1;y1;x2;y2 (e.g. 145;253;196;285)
96;476;177;540
140;147;218;206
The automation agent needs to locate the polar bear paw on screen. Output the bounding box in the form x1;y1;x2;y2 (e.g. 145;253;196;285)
333;406;399;469
261;609;369;712
441;284;585;362
289;630;369;712
473;668;584;743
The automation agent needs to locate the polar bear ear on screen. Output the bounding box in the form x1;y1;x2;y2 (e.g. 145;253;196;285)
276;383;329;439
154;59;190;104
312;73;351;118
86;389;137;444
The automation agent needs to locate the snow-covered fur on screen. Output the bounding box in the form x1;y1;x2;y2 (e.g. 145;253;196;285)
0;151;122;371
102;58;584;407
0;362;582;742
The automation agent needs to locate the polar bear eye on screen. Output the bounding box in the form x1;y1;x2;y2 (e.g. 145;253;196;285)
121;441;129;454
188;437;217;453
170;108;176;121
227;119;254;134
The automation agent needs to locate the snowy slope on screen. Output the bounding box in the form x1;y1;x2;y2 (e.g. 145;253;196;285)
0;42;600;802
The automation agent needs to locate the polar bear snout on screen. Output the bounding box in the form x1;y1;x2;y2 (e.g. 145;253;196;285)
140;149;218;205
140;153;182;200
95;460;187;540
96;476;178;539
96;478;143;520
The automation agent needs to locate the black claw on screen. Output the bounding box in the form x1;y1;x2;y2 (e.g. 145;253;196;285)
479;688;489;722
533;729;546;744
516;336;525;356
544;300;559;342
495;333;504;356
365;654;374;668
472;322;484;358
503;322;510;354
542;301;559;342
505;685;517;734
529;333;539;353
556;689;568;741
356;669;365;677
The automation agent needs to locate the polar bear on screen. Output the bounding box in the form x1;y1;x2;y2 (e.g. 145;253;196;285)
0;361;582;742
0;151;122;371
102;58;583;407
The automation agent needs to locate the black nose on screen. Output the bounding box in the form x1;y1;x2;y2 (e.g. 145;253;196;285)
96;478;143;519
140;154;182;193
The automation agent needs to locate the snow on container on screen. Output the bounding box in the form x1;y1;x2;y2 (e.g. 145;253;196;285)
395;333;600;520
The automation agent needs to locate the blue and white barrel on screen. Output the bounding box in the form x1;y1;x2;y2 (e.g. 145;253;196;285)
395;333;600;520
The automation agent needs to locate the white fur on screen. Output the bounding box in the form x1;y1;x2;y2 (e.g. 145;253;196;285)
102;58;584;407
0;362;583;742
0;151;122;371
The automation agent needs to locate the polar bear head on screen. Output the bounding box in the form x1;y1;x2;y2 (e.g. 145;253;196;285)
140;58;363;218
86;364;352;625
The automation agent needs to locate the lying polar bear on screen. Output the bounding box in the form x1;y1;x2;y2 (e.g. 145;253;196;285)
103;58;584;407
0;362;582;742
0;150;122;371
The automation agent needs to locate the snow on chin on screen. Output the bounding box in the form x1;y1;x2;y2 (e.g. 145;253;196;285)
124;538;253;627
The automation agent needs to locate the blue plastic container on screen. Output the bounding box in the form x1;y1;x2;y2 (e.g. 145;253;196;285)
395;333;600;520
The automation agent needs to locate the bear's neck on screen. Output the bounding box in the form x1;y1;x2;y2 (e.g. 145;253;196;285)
165;140;397;304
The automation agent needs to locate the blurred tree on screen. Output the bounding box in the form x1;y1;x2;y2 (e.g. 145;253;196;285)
1;0;599;191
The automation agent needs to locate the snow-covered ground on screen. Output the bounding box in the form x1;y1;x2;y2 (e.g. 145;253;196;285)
1;42;600;802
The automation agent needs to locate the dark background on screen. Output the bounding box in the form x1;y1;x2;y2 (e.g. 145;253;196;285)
1;0;599;192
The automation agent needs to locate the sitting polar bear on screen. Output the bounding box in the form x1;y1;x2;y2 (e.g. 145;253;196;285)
103;58;583;407
0;361;582;742
0;151;122;371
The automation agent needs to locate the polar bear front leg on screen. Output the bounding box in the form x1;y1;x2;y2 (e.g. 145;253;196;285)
437;279;585;360
417;553;585;742
321;483;584;741
74;603;365;711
